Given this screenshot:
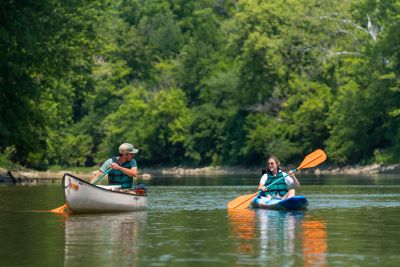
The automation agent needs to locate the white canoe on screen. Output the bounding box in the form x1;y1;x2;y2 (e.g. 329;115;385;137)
62;173;147;213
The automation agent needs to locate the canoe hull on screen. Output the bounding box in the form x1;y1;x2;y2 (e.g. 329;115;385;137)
63;173;147;213
251;195;308;211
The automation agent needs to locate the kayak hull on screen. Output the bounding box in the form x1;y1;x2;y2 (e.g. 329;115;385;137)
62;173;147;213
251;195;308;211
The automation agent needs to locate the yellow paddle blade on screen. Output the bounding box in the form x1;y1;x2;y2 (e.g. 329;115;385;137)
227;192;259;210
50;203;68;214
297;149;327;170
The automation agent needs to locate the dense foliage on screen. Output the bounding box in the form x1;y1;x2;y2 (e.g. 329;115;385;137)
1;0;399;169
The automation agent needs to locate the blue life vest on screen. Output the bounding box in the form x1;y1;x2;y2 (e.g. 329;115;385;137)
108;157;134;189
263;170;289;197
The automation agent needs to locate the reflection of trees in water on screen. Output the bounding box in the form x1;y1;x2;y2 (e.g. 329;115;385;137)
228;209;327;266
64;212;147;266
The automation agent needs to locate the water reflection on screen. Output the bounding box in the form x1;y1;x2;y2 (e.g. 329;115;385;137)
228;209;257;254
228;209;327;266
63;212;147;266
257;210;303;265
302;218;327;267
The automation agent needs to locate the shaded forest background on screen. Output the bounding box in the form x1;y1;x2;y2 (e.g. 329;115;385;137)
1;0;399;170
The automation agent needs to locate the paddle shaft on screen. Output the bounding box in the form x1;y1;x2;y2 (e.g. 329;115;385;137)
263;168;298;191
92;168;112;185
264;149;327;189
265;148;327;189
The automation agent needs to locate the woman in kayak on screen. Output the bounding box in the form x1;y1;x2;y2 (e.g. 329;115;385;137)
258;155;300;200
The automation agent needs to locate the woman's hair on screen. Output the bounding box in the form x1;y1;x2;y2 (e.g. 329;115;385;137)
267;155;281;170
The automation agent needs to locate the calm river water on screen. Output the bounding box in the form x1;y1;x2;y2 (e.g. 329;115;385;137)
1;174;400;266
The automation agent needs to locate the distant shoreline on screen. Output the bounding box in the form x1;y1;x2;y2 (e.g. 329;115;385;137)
1;163;400;184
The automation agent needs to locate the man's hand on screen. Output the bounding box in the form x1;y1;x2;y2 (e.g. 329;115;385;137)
110;163;121;170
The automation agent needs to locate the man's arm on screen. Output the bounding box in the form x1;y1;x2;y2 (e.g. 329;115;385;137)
90;171;103;184
109;163;137;177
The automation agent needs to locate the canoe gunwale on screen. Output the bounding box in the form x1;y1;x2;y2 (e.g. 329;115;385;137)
62;172;147;197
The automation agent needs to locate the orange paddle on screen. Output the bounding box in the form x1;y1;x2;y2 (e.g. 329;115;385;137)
227;149;327;210
50;203;68;213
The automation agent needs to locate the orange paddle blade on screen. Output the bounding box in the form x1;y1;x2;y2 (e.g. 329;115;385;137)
227;192;259;210
297;149;327;170
50;203;68;214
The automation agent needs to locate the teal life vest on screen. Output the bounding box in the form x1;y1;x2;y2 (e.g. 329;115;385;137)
108;157;134;189
264;170;289;197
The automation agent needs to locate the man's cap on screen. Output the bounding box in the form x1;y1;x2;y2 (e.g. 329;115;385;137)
119;143;139;154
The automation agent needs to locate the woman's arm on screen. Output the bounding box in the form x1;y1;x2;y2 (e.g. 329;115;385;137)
288;170;300;188
258;174;268;190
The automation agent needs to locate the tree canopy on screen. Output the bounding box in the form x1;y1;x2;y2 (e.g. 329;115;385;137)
1;0;399;169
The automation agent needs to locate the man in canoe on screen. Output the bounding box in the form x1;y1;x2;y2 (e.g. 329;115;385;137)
258;155;300;200
90;143;139;190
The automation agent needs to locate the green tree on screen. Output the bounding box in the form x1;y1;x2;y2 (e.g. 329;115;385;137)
241;113;300;164
0;0;104;168
326;0;400;164
97;87;190;165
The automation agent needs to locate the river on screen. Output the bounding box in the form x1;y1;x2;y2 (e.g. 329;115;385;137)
0;174;399;266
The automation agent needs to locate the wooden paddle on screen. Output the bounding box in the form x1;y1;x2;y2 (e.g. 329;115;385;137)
227;149;327;210
50;168;112;213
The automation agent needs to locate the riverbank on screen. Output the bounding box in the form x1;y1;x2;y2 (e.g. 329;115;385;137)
155;163;400;176
1;163;400;184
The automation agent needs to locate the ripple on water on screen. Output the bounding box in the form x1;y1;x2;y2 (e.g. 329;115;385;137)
149;186;254;211
307;193;400;209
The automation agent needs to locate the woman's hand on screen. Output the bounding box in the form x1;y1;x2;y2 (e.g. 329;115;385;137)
258;186;266;191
